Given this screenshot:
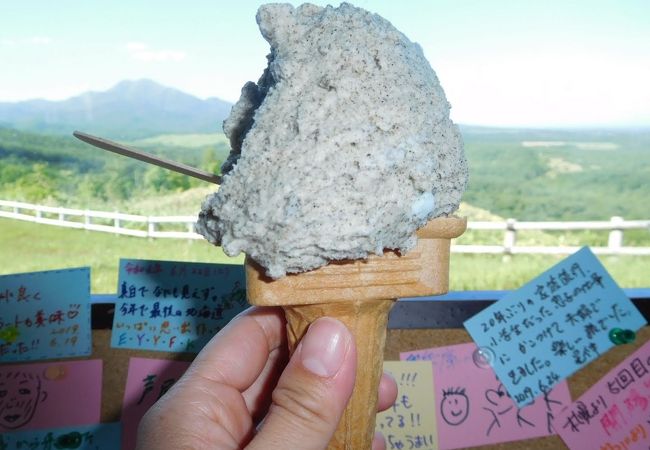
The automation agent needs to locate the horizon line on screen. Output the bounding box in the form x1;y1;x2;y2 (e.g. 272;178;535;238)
1;78;649;131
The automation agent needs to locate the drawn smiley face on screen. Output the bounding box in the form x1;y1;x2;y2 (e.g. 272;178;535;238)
440;387;470;426
0;371;47;430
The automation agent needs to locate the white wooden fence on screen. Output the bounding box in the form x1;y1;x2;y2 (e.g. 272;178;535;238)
1;199;649;256
0;199;197;239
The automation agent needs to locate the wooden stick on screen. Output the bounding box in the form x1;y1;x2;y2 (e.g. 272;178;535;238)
73;131;222;185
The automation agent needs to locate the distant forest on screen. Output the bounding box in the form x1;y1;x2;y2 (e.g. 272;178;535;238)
461;127;650;220
0;128;229;207
1;126;649;222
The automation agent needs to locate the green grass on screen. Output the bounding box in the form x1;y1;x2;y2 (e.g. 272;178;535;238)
2;218;648;294
127;186;215;215
0;218;243;293
129;133;229;149
450;253;650;291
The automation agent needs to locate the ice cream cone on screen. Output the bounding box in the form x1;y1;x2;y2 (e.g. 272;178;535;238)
245;216;467;449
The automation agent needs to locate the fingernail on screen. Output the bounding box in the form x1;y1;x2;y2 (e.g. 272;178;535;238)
382;371;396;384
300;318;351;377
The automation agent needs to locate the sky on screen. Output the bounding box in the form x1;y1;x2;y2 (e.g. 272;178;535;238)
1;0;649;128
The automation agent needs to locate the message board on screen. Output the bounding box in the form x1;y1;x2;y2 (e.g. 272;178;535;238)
402;342;571;449
0;422;121;450
554;339;650;449
0;268;91;362
376;361;438;450
465;247;646;407
111;259;247;352
0;360;102;432
121;357;191;450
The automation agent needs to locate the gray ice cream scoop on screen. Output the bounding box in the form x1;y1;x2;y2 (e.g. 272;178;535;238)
197;2;468;279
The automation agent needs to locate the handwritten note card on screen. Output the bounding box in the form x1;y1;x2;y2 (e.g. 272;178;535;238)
111;259;247;352
464;247;646;407
0;359;102;432
554;339;650;449
0;268;91;362
0;422;121;450
402;342;572;449
121;357;191;450
376;361;438;450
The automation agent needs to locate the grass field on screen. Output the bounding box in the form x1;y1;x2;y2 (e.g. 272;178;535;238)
0;218;242;293
129;133;230;149
2;218;648;294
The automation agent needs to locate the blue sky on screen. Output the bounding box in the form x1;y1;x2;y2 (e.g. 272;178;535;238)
1;0;648;127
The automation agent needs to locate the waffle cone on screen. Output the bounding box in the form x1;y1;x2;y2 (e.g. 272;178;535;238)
246;216;467;449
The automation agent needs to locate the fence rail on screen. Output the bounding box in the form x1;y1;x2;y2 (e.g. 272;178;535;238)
1;199;649;255
0;199;194;239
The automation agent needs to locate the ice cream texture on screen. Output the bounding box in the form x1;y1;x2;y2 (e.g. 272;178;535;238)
197;2;468;279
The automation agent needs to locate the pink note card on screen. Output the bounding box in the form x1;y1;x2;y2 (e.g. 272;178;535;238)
402;342;572;449
554;339;650;450
0;359;102;432
121;357;191;450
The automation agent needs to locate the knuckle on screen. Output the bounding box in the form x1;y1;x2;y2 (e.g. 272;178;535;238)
271;380;337;433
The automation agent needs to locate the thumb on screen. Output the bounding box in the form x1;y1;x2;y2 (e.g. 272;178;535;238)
247;317;356;450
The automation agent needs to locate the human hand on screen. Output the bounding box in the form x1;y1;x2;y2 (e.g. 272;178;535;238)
136;306;398;450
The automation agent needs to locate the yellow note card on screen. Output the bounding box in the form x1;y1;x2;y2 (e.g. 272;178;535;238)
376;361;438;450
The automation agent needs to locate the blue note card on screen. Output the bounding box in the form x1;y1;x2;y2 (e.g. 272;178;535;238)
464;247;646;407
0;268;91;362
0;422;121;450
111;259;247;352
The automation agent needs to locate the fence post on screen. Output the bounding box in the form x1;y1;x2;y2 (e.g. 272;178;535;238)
35;206;42;220
114;211;121;231
84;210;90;229
608;216;624;254
148;217;155;239
503;218;517;254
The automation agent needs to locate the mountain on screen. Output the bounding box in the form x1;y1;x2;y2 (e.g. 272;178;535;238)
0;79;233;139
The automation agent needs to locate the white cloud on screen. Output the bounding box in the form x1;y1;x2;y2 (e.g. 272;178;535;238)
438;51;650;127
125;42;186;62
29;36;52;45
125;41;148;51
1;36;52;47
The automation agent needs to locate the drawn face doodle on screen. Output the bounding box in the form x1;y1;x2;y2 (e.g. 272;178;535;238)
485;383;513;415
440;387;470;426
0;371;47;430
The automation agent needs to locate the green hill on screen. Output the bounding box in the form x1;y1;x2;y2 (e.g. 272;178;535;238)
1;125;648;229
0;127;227;209
460;126;650;221
1;124;648;292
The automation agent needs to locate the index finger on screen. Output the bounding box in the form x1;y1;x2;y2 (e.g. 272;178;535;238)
186;306;287;392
